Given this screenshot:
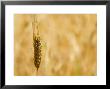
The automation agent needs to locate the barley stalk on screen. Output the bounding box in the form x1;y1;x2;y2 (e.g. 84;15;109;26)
32;14;41;74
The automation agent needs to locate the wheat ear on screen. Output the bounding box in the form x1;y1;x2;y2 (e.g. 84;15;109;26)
32;15;41;74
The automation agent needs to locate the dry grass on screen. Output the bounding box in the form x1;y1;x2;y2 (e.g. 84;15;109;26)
14;14;97;76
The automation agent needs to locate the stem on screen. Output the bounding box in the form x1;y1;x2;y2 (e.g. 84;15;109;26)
36;68;39;75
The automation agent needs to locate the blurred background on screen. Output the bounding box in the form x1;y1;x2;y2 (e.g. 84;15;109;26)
14;14;97;76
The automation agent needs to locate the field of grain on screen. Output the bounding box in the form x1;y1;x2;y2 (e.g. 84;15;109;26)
14;14;97;76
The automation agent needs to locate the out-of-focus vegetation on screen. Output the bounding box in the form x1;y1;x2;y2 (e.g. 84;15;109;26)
14;14;97;76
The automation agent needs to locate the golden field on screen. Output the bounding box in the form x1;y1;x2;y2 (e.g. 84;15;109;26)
14;14;97;76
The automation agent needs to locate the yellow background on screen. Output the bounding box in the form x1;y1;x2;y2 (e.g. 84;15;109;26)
14;14;97;76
